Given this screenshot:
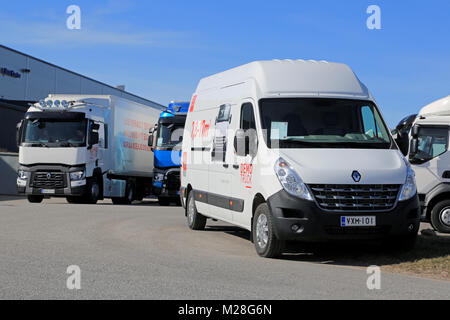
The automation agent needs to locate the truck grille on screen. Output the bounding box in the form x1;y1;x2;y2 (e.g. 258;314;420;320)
308;184;401;211
167;171;180;190
32;172;66;189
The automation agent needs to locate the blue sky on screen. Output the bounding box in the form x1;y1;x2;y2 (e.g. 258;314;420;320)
0;0;449;127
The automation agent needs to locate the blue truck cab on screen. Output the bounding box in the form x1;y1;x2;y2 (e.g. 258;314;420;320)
149;101;189;205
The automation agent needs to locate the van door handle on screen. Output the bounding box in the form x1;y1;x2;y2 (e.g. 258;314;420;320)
223;164;229;169
233;165;240;170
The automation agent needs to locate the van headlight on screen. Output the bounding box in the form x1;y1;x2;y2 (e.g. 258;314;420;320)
70;170;86;181
398;166;417;201
274;158;313;201
18;170;30;180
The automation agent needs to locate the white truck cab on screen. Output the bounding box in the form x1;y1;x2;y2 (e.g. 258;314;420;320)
395;96;450;233
180;60;420;258
16;94;161;204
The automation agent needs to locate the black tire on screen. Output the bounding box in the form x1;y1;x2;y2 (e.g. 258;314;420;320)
186;191;206;230
430;200;450;233
111;181;134;205
158;197;171;206
252;203;284;258
66;196;84;204
84;177;100;204
27;195;44;203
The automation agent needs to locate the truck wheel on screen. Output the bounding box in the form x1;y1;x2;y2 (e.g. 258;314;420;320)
27;195;44;203
186;191;206;230
85;177;100;204
112;181;134;205
66;196;84;204
430;200;450;233
252;203;284;258
158;197;171;206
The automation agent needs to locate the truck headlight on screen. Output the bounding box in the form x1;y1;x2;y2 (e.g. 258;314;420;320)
274;158;313;201
398;166;417;201
70;170;86;181
18;170;30;180
154;173;165;181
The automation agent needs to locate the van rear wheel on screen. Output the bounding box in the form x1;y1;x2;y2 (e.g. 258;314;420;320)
253;203;284;258
186;191;206;230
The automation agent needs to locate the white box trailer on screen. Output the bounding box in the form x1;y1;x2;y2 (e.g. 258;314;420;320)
16;94;163;204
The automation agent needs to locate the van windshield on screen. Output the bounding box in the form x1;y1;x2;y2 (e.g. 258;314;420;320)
259;98;392;149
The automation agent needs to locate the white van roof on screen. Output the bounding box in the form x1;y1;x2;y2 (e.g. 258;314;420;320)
418;95;450;117
196;60;370;99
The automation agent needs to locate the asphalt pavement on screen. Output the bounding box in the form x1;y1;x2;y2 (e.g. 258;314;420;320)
0;197;448;299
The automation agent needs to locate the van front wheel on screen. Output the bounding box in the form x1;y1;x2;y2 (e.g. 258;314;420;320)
253;203;284;258
431;200;450;233
186;191;206;230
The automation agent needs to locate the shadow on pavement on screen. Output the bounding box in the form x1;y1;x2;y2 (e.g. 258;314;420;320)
205;224;450;270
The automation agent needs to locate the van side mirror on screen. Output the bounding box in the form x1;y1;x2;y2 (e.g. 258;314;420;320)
234;129;258;157
16;120;23;146
395;134;409;157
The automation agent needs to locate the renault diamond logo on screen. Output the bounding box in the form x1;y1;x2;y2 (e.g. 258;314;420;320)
46;173;52;179
352;171;361;183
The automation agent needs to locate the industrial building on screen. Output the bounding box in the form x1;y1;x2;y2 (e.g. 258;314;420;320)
0;44;164;194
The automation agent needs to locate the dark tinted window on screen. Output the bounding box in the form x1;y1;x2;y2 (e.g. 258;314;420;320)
240;103;256;131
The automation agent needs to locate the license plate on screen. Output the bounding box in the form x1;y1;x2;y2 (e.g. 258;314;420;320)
41;189;55;194
341;216;376;227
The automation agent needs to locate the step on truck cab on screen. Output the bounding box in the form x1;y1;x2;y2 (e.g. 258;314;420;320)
148;101;189;206
16;94;162;204
394;96;450;233
180;60;420;258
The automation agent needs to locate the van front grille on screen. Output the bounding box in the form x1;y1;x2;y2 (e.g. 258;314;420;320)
32;172;66;189
308;184;401;212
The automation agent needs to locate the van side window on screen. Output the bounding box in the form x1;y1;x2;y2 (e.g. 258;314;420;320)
240;103;256;130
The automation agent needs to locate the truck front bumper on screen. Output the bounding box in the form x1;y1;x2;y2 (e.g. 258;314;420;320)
17;165;86;197
267;190;420;242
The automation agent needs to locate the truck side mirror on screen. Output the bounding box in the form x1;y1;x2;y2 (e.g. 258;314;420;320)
148;124;157;151
411;125;419;138
88;132;99;148
409;138;419;159
16;120;23;146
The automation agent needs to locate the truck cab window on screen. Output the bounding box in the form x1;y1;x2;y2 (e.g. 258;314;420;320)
411;127;449;163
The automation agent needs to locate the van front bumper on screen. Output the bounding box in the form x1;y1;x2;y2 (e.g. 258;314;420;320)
267;190;420;242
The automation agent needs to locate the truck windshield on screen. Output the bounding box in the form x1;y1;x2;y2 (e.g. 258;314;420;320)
22;118;87;147
259;98;392;149
156;123;184;148
410;127;449;163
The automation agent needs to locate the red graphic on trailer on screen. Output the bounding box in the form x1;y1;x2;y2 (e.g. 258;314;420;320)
191;120;211;139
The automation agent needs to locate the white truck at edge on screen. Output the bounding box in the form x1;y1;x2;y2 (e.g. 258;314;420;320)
16;94;162;204
181;60;420;258
394;95;450;233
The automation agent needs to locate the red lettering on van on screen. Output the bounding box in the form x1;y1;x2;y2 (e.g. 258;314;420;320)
189;95;197;113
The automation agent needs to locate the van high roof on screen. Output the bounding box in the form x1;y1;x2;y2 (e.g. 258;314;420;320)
196;59;371;99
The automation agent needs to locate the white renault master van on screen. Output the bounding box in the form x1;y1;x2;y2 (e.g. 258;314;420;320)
180;60;420;258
